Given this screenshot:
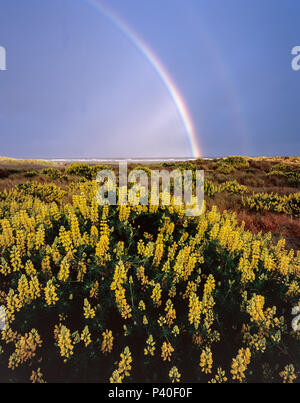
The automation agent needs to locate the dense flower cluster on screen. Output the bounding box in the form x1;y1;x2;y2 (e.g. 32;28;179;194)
0;178;299;383
243;191;300;217
220;180;249;195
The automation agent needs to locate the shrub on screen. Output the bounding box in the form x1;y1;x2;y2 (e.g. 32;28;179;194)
267;164;300;187
65;163;94;179
0;169;10;179
23;171;38;178
286;171;300;187
243;191;300;217
221;180;249;195
42;168;67;181
162;162;175;169
284;192;300;217
17;181;66;203
65;163;112;180
204;180;220;197
133;165;152;177
216;163;235;174
223;156;249;168
177;162;196;171
0;191;298;383
268;163;299;174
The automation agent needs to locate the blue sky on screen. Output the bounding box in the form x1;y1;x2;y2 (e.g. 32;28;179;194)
0;0;299;158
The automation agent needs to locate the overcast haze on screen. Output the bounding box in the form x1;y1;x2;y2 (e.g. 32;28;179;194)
0;0;299;158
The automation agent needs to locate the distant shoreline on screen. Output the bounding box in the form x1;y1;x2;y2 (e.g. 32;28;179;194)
1;155;299;168
46;157;204;163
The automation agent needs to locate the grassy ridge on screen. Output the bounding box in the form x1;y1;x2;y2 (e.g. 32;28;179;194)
0;157;60;167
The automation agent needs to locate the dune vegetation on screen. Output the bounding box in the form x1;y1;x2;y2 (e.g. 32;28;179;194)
0;156;299;383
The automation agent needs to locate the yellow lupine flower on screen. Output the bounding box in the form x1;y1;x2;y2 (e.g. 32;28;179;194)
144;334;156;356
246;294;265;324
151;283;162;307
153;233;164;267
279;364;297;383
8;329;42;370
101;329;114;354
95;234;109;261
25;260;36;276
81;326;92;347
119;205;131;222
17;274;31;305
1;218;14;247
199;346;213;374
188;292;202;329
203;274;215;297
161;342;174;361
57;257;70;282
28;276;41;300
10;246;23;272
6;289;22;323
169;366;181;383
110;370;122;383
35;225;45;250
118;346;132;378
77;260;87;282
41;255;51;275
69;213;81;247
83;298;96;319
165;299;176;327
231;348;251;382
59;226;74;254
44;280;58;306
209;368;227;383
30;367;46;383
57;325;74;359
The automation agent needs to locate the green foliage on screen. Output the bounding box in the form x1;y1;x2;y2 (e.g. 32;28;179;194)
243;191;300;217
224;156;250;168
23;171;38;178
17;181;66;203
0;176;299;383
214;156;249;173
0;169;10;179
41;168;68;181
216;162;235;174
268;163;300;187
65;163;112;180
286;171;300;187
177;162;196;171
220;180;249;195
268;163;300;174
162;162;175;169
267;163;300;186
133;165;152;177
65;163;95;179
204;180;220;197
0;186;299;383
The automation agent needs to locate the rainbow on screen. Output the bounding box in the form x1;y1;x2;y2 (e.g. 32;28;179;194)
85;0;202;158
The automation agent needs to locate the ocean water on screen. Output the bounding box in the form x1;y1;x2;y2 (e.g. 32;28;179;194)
45;157;213;163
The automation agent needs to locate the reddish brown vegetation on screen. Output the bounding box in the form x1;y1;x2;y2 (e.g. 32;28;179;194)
235;210;300;250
